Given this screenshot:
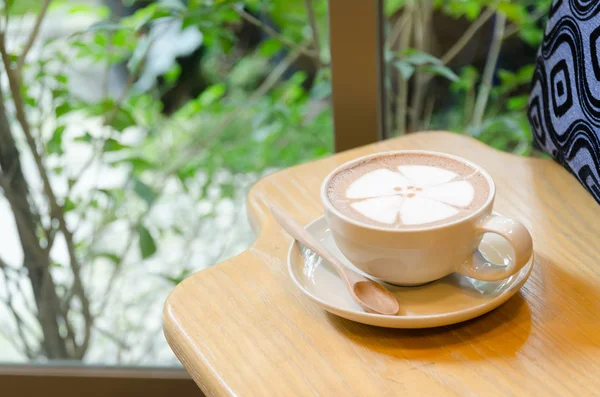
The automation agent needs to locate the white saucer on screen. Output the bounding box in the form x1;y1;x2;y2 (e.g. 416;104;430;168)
287;216;534;328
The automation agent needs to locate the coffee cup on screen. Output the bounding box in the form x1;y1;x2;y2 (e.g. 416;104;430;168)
321;150;533;286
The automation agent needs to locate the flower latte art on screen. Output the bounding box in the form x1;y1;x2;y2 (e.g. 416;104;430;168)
327;154;490;229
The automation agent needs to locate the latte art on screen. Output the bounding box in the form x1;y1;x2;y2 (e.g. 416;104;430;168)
327;153;490;229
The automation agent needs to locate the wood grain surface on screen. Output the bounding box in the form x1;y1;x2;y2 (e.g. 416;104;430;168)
163;131;600;397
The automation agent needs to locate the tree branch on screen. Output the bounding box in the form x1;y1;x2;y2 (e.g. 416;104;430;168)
233;6;318;59
387;11;410;49
56;288;78;357
16;0;52;74
472;12;506;127
0;265;38;359
0;255;13;270
68;40;153;198
440;1;500;66
414;0;501;115
94;225;136;316
0;77;68;359
503;9;546;40
422;95;435;130
409;0;432;132
304;0;321;62
3;0;9;30
395;3;413;135
0;178;46;256
0;28;93;359
95;324;130;350
251;41;309;99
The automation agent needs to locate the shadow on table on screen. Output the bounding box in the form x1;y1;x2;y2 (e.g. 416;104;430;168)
326;292;531;361
326;254;600;362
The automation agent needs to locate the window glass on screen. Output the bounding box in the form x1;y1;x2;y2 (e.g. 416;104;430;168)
0;0;331;365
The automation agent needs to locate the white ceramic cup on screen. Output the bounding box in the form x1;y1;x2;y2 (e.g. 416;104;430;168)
321;150;533;286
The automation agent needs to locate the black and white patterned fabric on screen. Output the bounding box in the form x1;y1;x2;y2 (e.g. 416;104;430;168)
528;0;600;203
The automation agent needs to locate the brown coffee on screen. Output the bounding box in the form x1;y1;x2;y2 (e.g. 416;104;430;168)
326;153;490;229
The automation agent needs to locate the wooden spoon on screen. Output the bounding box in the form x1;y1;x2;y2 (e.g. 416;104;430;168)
270;206;400;316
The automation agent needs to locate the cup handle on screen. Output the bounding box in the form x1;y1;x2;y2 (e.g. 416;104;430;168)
457;215;533;281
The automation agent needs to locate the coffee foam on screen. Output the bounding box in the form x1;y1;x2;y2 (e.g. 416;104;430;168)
327;153;490;229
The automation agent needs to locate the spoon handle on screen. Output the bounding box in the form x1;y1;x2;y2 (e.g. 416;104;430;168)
271;205;400;316
270;206;366;286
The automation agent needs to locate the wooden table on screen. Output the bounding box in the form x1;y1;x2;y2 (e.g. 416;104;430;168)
164;131;600;397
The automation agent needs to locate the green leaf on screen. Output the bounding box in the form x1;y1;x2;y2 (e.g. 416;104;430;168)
103;138;131;152
220;183;235;199
51;88;69;101
85;20;125;33
498;69;516;85
121;3;173;32
498;3;527;24
385;0;406;17
198;84;226;106
160;0;187;11
74;132;93;143
108;108;136;132
156;268;193;285
311;80;332;99
25;96;36;107
520;26;544;47
63;3;110;18
111;156;155;173
400;49;441;66
63;197;76;212
451;65;479;93
440;0;484;20
93;32;108;47
127;35;151;74
7;0;48;15
464;3;481;20
47;126;65;155
507;95;529;111
95;252;120;264
112;30;129;47
393;60;414;80
164;64;181;85
258;38;283;57
56;74;68;85
133;177;157;206
55;102;72;118
97;188;115;197
138;224;157;259
517;65;535;81
422;64;459;82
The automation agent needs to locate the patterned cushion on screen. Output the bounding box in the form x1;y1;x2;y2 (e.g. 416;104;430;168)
528;0;600;203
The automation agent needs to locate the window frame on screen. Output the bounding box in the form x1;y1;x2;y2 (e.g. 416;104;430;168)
329;0;386;151
0;364;202;397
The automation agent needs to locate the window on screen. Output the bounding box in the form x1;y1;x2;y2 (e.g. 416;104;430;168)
0;0;331;372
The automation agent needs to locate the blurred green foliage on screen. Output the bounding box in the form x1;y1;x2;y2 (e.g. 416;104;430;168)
9;0;547;271
423;0;552;155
